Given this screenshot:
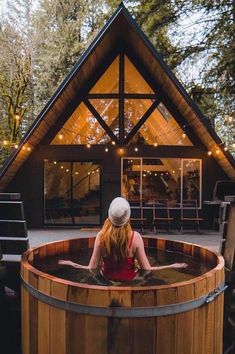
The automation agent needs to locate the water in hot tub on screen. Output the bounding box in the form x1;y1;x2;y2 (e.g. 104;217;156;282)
33;248;214;286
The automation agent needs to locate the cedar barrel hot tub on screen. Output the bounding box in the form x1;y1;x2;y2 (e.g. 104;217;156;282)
21;237;225;354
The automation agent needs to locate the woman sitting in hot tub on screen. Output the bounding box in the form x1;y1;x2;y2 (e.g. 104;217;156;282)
59;197;187;281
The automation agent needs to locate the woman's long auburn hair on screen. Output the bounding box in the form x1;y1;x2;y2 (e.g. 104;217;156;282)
99;218;132;263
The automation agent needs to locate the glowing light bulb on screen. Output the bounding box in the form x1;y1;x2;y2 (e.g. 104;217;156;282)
59;133;63;140
3;140;8;145
86;143;91;148
105;147;108;152
14;144;18;149
154;142;158;147
112;141;116;145
134;147;138;152
207;151;212;156
182;133;186;139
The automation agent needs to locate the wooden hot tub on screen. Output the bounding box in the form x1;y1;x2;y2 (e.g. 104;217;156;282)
21;237;225;354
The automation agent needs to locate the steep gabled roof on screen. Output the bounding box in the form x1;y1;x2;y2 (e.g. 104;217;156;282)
0;3;234;191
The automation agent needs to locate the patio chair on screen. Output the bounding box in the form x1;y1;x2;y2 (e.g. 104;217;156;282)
179;200;203;233
152;199;173;233
130;200;147;233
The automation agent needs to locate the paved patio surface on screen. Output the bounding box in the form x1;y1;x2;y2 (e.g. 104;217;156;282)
28;228;222;253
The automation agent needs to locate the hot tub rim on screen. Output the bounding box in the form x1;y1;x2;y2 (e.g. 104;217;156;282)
21;237;224;292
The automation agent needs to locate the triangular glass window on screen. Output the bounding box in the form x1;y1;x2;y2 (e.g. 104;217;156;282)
124;56;154;94
51;102;111;145
129;103;193;146
89;99;119;138
90;56;119;94
124;99;153;137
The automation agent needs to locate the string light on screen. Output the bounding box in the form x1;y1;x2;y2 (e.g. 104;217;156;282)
112;141;116;145
14;144;18;149
154;142;158;147
58;133;63;140
105;147;109;152
207;151;212;156
15;114;20;121
134;147;138;152
86;143;91;148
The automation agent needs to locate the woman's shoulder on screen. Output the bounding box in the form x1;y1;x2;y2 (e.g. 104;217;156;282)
132;231;143;244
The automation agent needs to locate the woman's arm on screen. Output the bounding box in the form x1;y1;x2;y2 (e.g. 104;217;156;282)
135;233;187;271
58;234;101;270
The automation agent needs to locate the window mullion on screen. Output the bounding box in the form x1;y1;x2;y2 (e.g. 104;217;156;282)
119;52;125;143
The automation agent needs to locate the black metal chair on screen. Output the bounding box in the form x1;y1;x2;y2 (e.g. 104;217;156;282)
130;200;147;233
152;199;173;233
179;200;203;233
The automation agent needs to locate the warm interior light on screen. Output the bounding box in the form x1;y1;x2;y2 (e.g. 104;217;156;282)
216;149;220;154
59;133;63;140
27;147;31;151
207;151;212;156
182;133;186;139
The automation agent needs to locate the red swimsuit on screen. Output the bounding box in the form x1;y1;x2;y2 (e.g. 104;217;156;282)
101;231;137;281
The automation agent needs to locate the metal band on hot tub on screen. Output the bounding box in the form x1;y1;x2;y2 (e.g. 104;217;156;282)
21;277;226;318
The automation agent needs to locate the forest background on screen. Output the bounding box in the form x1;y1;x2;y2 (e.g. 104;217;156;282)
0;0;234;166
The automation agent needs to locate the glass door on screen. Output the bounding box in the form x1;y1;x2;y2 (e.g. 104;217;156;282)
44;161;101;225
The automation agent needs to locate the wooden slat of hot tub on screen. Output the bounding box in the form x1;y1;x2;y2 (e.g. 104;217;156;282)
107;289;132;354
50;282;67;354
156;286;178;354
132;289;156;354
86;287;109;354
176;283;195;354
66;286;88;354
29;271;39;354
21;263;30;354
193;277;207;354
214;266;224;354
38;276;51;354
205;272;216;354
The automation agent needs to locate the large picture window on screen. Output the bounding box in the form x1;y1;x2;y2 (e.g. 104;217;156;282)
122;158;202;208
44;161;101;225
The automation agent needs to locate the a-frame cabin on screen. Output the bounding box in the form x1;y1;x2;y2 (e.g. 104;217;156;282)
0;3;234;228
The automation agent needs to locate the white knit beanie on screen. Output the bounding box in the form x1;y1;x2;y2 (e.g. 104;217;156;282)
108;197;131;227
